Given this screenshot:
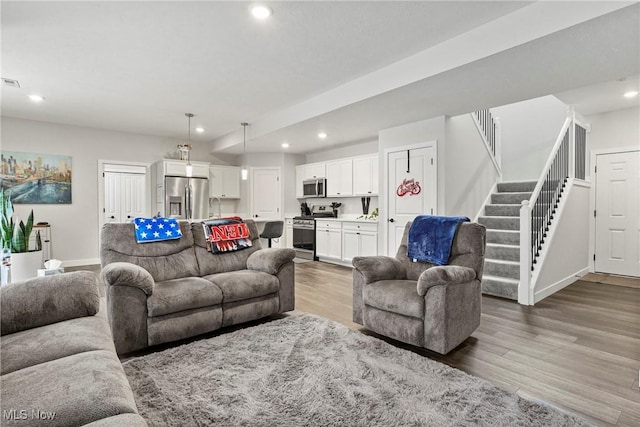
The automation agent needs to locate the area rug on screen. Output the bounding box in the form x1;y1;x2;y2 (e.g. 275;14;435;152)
123;312;590;427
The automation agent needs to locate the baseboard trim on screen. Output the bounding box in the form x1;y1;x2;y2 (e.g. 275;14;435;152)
534;267;588;303
62;258;101;268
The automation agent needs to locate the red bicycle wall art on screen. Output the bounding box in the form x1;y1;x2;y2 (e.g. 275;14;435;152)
396;178;421;197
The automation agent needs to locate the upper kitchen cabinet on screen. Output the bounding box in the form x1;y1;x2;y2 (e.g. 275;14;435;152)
353;155;379;196
295;162;326;198
209;165;240;199
162;159;209;178
326;159;353;197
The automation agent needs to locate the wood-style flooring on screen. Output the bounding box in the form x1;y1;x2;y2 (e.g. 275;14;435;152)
296;261;640;427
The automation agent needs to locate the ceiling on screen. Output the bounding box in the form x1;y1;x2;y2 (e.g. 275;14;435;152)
2;1;639;156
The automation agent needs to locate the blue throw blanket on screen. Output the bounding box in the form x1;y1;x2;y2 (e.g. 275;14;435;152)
407;215;469;265
134;217;182;243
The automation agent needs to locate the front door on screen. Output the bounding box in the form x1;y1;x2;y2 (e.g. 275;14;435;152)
386;144;437;255
594;150;640;277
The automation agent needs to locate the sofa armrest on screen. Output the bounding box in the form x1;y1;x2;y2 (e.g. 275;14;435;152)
102;262;154;295
247;248;296;275
417;265;477;296
352;256;406;284
1;271;100;336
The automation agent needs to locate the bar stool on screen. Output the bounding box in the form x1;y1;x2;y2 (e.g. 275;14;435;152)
260;221;284;248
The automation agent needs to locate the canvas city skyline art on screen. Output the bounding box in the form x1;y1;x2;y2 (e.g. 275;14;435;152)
0;151;72;204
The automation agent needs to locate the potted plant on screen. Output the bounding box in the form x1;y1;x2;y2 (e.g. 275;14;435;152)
1;190;42;284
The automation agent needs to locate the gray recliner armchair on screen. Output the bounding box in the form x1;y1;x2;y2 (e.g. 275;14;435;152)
352;221;486;354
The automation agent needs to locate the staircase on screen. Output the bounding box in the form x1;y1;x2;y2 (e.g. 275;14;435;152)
478;181;536;300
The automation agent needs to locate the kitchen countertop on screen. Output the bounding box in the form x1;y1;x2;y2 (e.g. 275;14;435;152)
314;216;378;223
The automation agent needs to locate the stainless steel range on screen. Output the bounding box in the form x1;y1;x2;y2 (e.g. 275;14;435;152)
292;205;336;260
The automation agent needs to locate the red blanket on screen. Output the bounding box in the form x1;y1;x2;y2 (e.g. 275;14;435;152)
202;217;252;254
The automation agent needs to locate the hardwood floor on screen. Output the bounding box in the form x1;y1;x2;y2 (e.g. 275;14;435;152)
296;261;640;427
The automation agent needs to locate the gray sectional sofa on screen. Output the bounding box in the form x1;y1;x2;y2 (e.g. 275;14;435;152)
100;219;295;355
0;272;147;427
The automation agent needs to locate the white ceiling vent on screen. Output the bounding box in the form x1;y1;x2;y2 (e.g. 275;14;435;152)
2;78;20;88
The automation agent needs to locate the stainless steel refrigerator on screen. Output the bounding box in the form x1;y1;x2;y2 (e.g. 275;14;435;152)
164;176;209;220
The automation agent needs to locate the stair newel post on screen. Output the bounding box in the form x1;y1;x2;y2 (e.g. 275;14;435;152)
518;200;532;305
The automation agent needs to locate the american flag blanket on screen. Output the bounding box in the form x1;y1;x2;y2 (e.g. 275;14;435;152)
134;217;182;243
203;217;252;254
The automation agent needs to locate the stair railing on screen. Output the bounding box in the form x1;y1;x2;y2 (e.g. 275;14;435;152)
518;108;588;305
471;109;502;176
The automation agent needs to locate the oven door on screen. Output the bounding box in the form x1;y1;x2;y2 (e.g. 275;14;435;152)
292;226;315;251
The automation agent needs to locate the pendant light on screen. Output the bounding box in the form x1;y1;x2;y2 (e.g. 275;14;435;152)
241;122;249;180
185;113;194;177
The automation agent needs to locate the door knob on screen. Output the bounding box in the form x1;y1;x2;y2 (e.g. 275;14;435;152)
388;218;395;223
109;216;115;219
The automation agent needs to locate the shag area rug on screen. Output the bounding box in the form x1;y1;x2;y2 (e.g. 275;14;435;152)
123;312;590;427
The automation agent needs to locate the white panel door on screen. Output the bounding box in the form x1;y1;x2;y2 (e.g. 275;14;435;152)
209;166;224;197
251;168;280;220
353;157;372;196
120;173;146;222
104;172;120;223
387;145;437;255
315;228;329;257
595;151;640;276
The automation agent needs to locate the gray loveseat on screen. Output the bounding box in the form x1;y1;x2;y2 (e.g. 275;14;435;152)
352;221;486;354
0;272;147;427
100;219;295;355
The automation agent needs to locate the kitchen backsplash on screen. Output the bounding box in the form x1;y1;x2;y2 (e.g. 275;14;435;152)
301;196;378;217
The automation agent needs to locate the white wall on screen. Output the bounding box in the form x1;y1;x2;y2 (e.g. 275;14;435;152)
378;116;446;254
444;114;500;217
533;182;590;301
492;95;568;181
586;106;640;152
237;152;305;218
0;117;227;265
305;139;378;163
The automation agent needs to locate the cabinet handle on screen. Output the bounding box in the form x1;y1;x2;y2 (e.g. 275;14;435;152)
368;191;372;194
109;216;115;219
357;232;360;235
388;218;395;223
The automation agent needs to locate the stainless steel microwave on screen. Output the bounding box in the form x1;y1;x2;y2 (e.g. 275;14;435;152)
302;178;326;198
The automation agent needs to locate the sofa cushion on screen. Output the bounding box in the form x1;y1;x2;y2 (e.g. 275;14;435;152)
0;350;139;427
363;280;424;319
100;221;200;282
147;277;223;317
192;220;262;276
1;271;100;336
204;270;279;303
1;316;115;375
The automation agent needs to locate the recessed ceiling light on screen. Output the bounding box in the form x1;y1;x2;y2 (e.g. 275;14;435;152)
318;132;328;140
281;143;290;148
250;4;273;20
195;127;204;133
623;91;638;98
28;94;45;102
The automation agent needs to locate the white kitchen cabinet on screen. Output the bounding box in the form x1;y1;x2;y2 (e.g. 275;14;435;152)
315;221;342;260
210;166;240;199
341;221;378;263
353;155;379;196
163;160;209;178
326;160;353;197
104;171;146;223
307;163;326;179
285;218;293;249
